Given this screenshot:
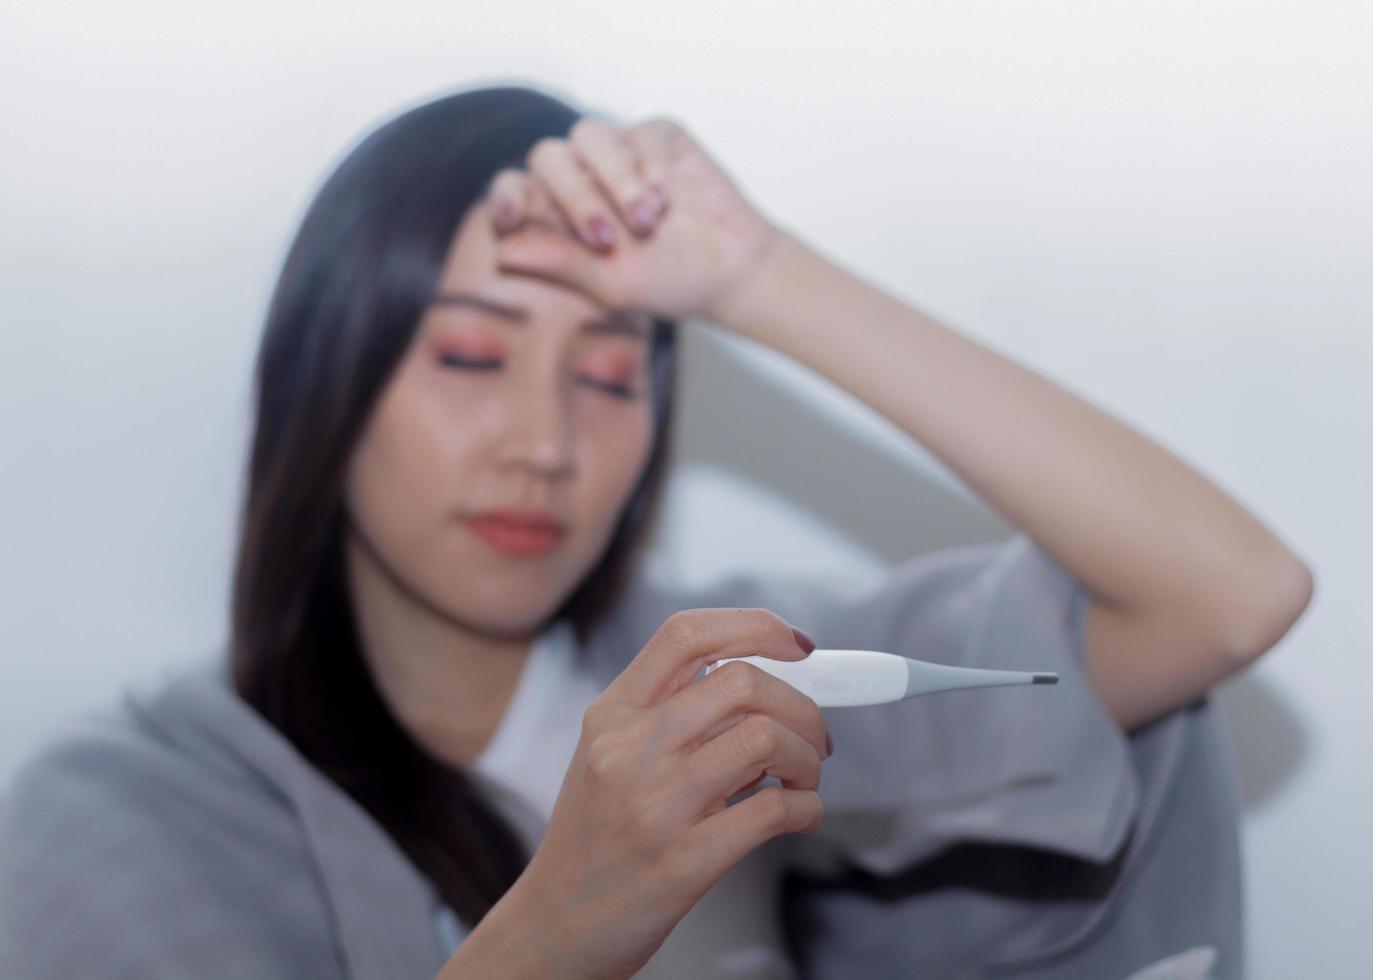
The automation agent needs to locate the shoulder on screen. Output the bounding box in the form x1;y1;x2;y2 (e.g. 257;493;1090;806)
1;664;297;851
0;670;337;978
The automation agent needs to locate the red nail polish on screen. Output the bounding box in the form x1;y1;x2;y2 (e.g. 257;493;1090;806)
825;731;834;757
790;626;816;654
588;215;615;248
630;197;656;231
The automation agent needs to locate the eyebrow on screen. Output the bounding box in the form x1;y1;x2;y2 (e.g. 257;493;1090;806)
430;291;650;340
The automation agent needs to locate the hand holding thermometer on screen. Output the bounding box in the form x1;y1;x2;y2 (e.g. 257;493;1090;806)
704;649;1058;707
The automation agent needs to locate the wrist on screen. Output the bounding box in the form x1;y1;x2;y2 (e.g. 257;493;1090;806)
436;873;582;980
703;223;807;334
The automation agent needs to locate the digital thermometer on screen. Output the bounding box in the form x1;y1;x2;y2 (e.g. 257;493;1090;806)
703;649;1058;707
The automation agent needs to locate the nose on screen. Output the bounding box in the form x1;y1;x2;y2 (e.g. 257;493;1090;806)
495;372;576;478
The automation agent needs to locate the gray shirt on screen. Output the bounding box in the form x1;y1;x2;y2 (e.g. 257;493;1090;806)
0;533;1242;978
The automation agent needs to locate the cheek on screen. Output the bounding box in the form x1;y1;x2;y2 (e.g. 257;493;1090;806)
574;400;655;521
345;369;480;540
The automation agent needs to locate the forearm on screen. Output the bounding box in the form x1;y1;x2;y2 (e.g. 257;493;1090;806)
434;875;577;980
709;227;1311;657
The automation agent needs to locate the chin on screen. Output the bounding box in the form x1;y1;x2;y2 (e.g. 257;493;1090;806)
435;573;571;636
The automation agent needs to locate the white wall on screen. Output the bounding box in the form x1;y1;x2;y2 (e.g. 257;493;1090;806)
2;2;1368;975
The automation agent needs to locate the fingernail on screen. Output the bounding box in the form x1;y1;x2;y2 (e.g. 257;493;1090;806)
825;731;834;758
790;626;816;654
587;215;615;248
630;196;656;230
494;199;518;228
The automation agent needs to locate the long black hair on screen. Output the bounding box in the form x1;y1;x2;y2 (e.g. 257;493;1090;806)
230;84;679;927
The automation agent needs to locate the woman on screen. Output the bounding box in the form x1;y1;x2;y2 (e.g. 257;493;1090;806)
0;84;1312;979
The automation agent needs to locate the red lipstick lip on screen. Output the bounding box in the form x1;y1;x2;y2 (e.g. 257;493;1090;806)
462;512;567;557
464;509;567;532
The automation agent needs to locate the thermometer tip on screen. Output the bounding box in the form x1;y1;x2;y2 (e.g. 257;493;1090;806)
1032;672;1059;685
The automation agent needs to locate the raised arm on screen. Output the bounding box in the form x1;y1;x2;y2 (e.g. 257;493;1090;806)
705;228;1313;731
478;114;1313;733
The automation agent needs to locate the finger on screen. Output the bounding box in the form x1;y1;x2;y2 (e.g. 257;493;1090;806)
655;658;830;761
725;773;768;803
681;713;824;820
485;168;574;237
624;117;682;212
667;786;823;892
485;169;530;232
569;116;661;237
603;607;814;711
493;221;619;302
526;136;627;253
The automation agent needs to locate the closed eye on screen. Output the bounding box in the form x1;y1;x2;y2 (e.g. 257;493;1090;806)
437;353;640;400
438;352;501;371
